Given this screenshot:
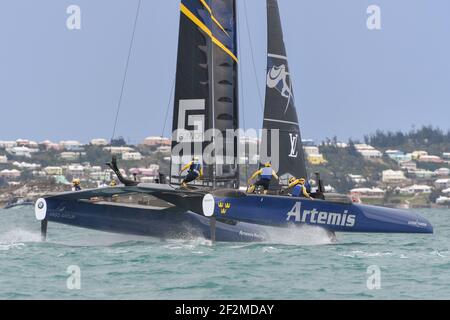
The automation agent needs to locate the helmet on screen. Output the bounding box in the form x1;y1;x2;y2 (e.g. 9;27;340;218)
264;162;271;167
192;156;199;161
72;178;80;185
298;178;306;184
288;177;296;184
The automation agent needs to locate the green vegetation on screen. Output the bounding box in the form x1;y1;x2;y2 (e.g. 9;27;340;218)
364;125;450;155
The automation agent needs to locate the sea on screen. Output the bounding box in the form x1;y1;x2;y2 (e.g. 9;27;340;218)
0;207;449;300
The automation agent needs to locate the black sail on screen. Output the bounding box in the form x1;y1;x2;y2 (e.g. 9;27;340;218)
171;0;239;188
261;0;307;185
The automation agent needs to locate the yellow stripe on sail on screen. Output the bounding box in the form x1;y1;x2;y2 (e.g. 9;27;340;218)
180;3;238;63
199;0;230;37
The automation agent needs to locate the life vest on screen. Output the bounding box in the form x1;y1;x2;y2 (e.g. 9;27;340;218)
189;162;201;174
304;181;311;193
292;184;303;197
260;167;273;180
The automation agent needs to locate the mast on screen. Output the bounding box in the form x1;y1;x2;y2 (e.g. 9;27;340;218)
171;0;239;188
262;0;308;186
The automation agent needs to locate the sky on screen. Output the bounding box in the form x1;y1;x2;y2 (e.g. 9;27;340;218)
0;0;449;144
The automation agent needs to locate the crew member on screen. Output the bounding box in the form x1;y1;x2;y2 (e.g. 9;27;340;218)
247;162;279;194
288;177;312;199
72;178;82;191
179;157;203;188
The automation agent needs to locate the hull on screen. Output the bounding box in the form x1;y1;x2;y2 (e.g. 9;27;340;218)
206;193;433;234
43;198;269;242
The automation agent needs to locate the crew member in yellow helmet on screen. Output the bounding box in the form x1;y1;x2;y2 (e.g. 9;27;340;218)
288;176;312;199
247;162;279;194
179;157;203;188
72;178;82;191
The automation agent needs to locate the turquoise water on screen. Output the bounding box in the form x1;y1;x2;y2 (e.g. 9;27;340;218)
0;207;449;299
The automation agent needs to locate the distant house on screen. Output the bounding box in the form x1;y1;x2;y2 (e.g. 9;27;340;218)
385;150;412;162
139;176;157;183
103;146;134;155
348;174;367;184
442;152;450;160
16;139;30;147
32;170;46;178
0;141;17;148
417;155;444;164
67;164;85;176
0;155;7;164
436;196;450;205
90;138;108;146
399;161;417;172
301;139;315;147
400;184;433;194
143;136;171;146
6;146;36;158
308;154;327;165
88;166;102;173
157;146;171;154
435;168;450;176
122;152;143;161
13;161;41;170
44;166;63;176
350;187;385;198
411;150;428;160
336;142;348;148
354;144;382;159
411;169;435;179
435;179;450;189
304;146;320;156
60;152;79;161
442;188;450;195
304;146;327;165
59;140;83;151
90;171;110;181
0;169;21;180
39;140;61;150
382;170;407;184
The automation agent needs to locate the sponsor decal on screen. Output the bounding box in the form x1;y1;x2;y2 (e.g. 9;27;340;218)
266;62;294;114
408;220;428;227
288;133;299;158
239;230;266;240
286;202;356;227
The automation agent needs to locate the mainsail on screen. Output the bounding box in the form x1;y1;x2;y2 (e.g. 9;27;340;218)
261;0;308;184
171;0;239;188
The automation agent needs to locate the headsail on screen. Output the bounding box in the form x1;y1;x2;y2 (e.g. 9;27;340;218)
171;0;239;188
261;0;307;185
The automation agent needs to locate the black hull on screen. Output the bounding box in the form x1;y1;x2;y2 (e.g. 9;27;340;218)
44;198;268;242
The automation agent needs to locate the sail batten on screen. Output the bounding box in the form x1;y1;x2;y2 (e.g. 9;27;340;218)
262;0;307;184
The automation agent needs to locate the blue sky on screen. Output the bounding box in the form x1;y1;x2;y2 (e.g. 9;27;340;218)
1;0;449;144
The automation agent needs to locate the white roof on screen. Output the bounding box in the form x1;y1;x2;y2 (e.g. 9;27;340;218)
351;187;385;193
405;184;433;190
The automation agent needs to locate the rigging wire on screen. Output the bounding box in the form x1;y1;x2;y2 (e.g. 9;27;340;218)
160;77;176;141
110;0;142;142
242;0;265;113
237;0;248;182
105;0;141;184
156;76;176;171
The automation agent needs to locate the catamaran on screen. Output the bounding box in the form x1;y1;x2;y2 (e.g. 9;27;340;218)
34;0;433;243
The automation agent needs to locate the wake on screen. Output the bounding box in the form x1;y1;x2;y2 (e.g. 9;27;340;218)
261;224;335;246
